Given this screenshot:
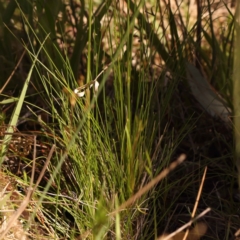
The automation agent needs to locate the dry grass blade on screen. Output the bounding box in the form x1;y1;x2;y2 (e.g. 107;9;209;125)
0;144;55;239
0;50;26;94
158;208;210;240
110;154;186;216
182;166;207;240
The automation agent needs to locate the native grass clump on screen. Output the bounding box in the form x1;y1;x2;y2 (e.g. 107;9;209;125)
0;0;237;239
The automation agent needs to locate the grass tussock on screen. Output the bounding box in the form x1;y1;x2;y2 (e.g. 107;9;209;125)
0;0;238;239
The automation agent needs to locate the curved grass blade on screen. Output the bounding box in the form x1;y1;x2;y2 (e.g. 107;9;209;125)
0;34;50;164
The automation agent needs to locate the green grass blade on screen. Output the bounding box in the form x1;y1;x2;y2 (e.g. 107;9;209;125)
0;34;50;163
233;2;240;188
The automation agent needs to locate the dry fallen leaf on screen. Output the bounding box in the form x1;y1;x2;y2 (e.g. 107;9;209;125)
186;62;231;127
